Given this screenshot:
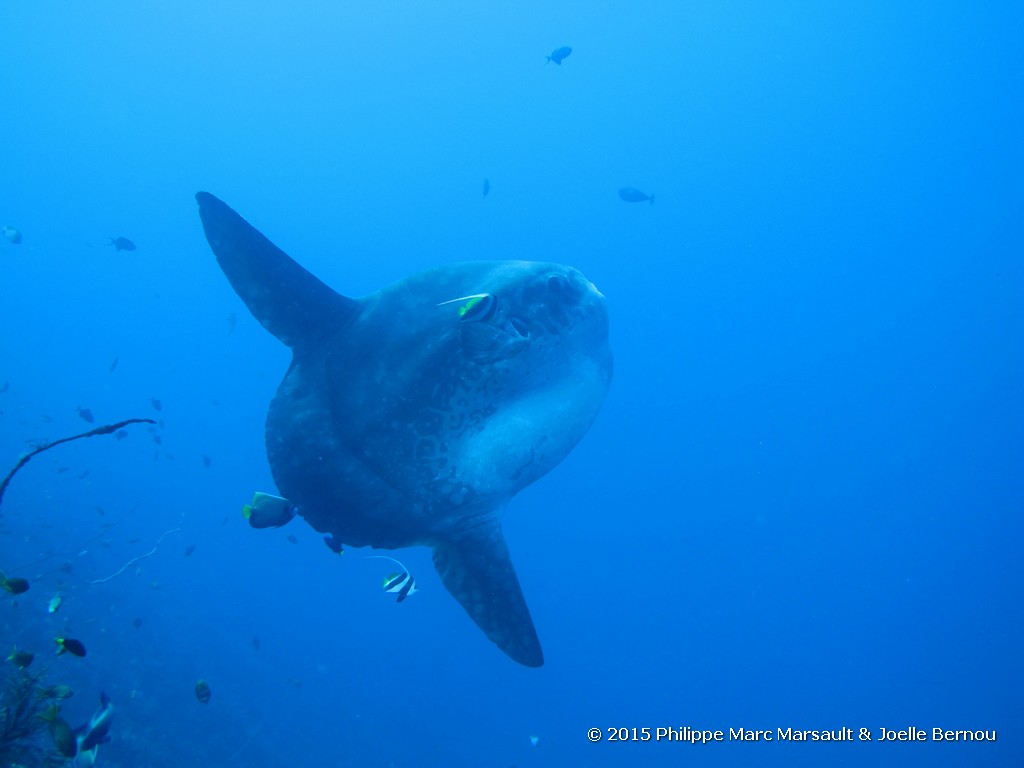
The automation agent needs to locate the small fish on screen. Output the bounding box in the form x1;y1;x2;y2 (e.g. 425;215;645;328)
0;570;30;594
195;679;212;704
7;646;33;669
618;187;655;205
108;357;119;373
114;429;128;440
2;225;22;244
437;293;496;322
369;556;418;603
251;635;261;651
183;544;196;556
48;592;63;613
55;636;87;657
78;469;91;479
227;312;237;334
546;46;572;65
57;466;70;474
49;714;78;758
202;454;212;468
76;693;114;758
286;534;298;544
38;684;74;700
108;236;136;251
152;434;163;445
323;535;344;554
132;617;143;629
482;178;490;197
77;407;95;423
150;398;162;411
242;492;298;529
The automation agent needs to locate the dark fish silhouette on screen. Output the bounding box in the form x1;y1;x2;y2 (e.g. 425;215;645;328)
618;187;654;205
108;357;119;373
150;398;162;411
1;571;30;594
482;178;490;197
108;237;136;251
546;46;572;65
195;679;212;703
55;636;87;657
75;693;114;762
77;407;95;423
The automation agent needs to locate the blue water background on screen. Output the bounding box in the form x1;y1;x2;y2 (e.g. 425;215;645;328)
1;2;1021;766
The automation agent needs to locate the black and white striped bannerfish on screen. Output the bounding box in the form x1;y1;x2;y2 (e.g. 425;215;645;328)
367;556;418;603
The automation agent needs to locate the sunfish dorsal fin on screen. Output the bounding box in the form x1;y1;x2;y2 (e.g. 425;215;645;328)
196;192;359;352
432;522;543;667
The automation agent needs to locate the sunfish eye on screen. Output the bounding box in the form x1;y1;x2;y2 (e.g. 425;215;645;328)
547;275;567;293
459;293;496;322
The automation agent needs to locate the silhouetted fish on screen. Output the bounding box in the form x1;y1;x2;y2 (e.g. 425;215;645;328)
195;679;212;704
77;407;95;423
109;357;119;373
482;178;490;197
618;187;654;204
108;237;136;251
150;398;162;411
546;46;572;65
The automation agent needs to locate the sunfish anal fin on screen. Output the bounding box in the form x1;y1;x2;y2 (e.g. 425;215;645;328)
432;524;543;667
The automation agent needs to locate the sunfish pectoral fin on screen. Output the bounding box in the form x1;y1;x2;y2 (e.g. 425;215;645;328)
432;527;543;667
195;192;360;352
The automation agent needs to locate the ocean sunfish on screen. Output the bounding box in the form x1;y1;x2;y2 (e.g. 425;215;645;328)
195;192;612;666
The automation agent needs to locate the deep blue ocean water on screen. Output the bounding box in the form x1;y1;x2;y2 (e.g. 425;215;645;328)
1;3;1021;767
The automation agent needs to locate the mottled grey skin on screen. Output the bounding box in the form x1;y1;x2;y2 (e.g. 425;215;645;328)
196;192;612;666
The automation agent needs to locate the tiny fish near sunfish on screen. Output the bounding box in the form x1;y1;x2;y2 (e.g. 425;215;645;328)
546;46;572;65
76;692;114;762
108;237;136;251
369;556;418;603
0;571;29;594
55;636;87;657
7;646;33;669
195;679;212;704
618;187;655;205
242;492;298;529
